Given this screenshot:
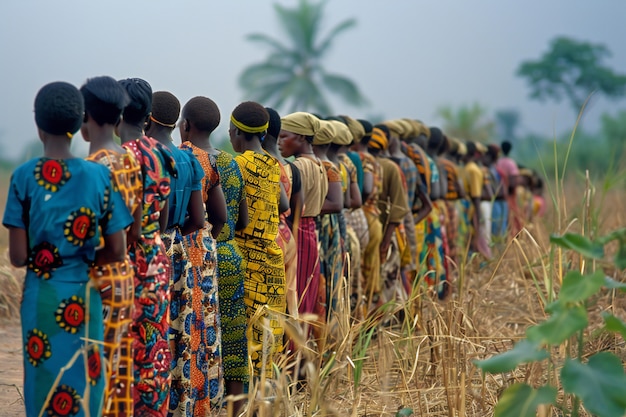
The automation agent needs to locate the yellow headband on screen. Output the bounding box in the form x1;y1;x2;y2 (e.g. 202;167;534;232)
230;114;268;134
150;115;176;129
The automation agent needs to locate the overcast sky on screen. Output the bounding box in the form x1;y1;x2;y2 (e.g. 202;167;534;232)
1;0;625;160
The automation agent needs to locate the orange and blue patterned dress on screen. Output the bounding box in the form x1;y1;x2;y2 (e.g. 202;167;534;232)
3;157;133;417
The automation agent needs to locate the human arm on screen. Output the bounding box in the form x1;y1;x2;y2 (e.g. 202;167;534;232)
95;230;128;265
8;227;28;267
320;180;343;214
181;190;205;236
127;205;142;244
159;200;169;233
206;185;227;239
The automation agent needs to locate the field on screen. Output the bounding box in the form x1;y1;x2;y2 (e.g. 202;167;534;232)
0;170;624;417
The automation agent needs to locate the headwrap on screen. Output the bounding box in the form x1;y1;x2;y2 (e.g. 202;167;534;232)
475;142;488;154
368;127;389;150
396;119;415;139
281;111;320;136
330;120;352;146
448;137;460;153
487;143;501;157
457;141;467;156
340;115;364;143
313;120;336;145
382;120;405;138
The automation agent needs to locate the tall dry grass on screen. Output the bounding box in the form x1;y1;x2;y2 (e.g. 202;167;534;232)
0;168;624;416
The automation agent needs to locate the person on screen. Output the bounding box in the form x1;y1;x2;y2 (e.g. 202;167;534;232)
230;101;286;379
439;136;466;268
496;140;521;236
461;142;491;259
179;96;230;413
81;76;143;417
3;81;132;417
278;112;328;320
312;120;345;324
117;78;177;416
486;144;508;243
145;91;208;416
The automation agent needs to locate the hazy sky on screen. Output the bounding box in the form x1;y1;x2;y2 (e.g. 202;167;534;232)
1;0;625;159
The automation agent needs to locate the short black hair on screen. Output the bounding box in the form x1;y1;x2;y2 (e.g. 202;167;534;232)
119;78;152;125
34;81;84;136
265;107;281;139
358;119;373;145
80;76;129;126
501;140;512;156
183;96;220;133
152;91;181;127
231;101;269;140
428;127;445;152
466;141;477;157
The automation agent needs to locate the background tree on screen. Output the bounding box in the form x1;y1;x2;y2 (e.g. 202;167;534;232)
601;110;626;167
436;102;495;142
239;0;367;115
495;108;520;141
517;36;626;114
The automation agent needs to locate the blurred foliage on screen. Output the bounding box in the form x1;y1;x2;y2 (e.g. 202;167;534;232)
239;0;367;115
517;36;626;113
495;109;521;141
436;102;495;143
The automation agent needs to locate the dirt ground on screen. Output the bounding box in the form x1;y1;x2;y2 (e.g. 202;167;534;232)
0;321;24;417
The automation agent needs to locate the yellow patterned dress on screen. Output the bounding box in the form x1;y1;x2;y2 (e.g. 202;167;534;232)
234;150;286;378
86;148;142;417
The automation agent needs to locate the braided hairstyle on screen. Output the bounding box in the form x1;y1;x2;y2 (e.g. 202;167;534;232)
119;78;152;125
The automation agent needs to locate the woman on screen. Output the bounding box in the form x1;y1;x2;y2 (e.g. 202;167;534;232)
145;91;207;416
117;78;177;416
230;101;286;379
3;81;132;417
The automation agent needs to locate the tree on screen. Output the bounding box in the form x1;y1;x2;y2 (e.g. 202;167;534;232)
239;0;367;115
495;109;520;141
436;102;495;142
517;37;626;114
601;110;626;166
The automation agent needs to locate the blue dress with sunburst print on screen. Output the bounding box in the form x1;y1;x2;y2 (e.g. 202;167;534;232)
2;157;133;417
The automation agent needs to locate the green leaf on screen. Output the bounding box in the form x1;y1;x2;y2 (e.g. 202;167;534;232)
615;235;626;270
603;276;626;291
526;304;588;345
602;312;626;341
474;340;549;374
494;383;557;417
562;353;626;417
559;270;606;302
550;233;604;259
395;407;414;417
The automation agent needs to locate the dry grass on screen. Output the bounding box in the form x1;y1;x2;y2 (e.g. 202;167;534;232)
0;170;624;416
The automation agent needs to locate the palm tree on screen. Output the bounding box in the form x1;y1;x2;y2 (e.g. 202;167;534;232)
436;102;495;143
239;0;367;115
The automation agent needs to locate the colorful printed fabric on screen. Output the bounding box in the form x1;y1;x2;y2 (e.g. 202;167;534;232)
214;150;249;384
87;147;143;417
419;203;448;299
123;136;175;416
297;217;321;316
90;259;134;417
235;150;286;379
170;142;224;415
277;161;299;317
3;158;133;417
359;151;383;216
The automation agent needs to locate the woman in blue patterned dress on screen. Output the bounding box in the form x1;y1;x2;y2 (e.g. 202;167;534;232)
3;81;133;417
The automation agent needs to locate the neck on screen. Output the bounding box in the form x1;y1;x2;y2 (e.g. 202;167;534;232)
187;131;213;151
147;126;173;145
88;124;123;154
118;122;144;143
262;138;285;163
43;136;74;159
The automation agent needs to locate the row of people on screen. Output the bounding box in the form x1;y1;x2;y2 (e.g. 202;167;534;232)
4;77;537;417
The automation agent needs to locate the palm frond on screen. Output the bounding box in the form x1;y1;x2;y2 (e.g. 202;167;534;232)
246;33;291;55
321;72;367;107
239;62;294;90
317;18;357;57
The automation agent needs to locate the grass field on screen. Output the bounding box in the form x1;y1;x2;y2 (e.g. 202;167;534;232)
0;169;624;416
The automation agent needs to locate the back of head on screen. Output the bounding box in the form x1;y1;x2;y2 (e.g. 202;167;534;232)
501;140;512;156
119;78;152;125
428;127;445;152
184;96;220;133
466;141;477;158
81;76;129;126
265;107;281;139
357;119;373;145
152;91;181;127
34;81;84;136
374;123;390;139
231;101;269;137
339;115;364;143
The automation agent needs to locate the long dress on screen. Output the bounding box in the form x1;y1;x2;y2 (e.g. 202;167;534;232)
86;147;143;417
123;136;176;416
234;150;286;379
161;144;212;416
2;157;133;417
214;150;249;384
178;141;224;414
